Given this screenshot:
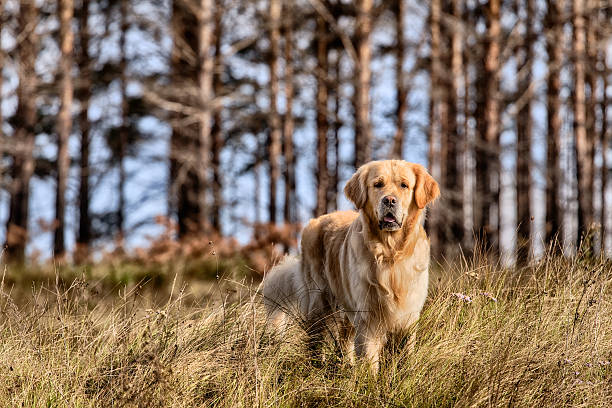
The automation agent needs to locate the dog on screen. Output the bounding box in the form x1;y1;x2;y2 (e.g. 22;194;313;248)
262;160;440;372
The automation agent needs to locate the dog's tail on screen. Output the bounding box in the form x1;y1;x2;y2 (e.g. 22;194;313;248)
260;255;301;330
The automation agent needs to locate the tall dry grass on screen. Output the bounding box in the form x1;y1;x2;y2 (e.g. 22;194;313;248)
0;248;610;407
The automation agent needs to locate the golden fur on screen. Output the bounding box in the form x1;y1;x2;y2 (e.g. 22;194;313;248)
262;160;440;371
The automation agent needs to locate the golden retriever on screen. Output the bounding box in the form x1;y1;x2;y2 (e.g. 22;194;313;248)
262;160;440;371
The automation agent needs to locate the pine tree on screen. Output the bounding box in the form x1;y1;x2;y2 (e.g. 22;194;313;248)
545;0;564;247
5;0;39;262
391;0;406;159
268;0;282;224
169;0;203;237
315;14;329;217
446;0;465;248
573;0;593;247
76;0;92;261
211;1;224;233
353;0;373;168
54;0;75;258
282;1;296;224
516;0;534;264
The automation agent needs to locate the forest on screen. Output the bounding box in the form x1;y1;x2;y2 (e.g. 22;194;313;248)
0;0;609;269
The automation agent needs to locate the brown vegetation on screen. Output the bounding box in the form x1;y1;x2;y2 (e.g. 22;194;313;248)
0;248;609;407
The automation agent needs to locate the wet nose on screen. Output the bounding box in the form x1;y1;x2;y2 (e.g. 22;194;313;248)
382;195;397;207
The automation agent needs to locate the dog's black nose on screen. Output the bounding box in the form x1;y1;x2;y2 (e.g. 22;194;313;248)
382;195;397;207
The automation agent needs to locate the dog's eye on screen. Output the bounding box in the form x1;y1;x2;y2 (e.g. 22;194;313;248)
401;182;408;189
374;181;384;188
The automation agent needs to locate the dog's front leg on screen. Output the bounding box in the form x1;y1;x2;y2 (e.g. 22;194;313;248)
354;320;385;374
338;321;356;364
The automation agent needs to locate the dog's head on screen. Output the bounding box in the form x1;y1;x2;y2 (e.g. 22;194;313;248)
344;160;439;232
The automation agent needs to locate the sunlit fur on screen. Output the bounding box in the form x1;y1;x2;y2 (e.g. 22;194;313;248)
262;160;440;372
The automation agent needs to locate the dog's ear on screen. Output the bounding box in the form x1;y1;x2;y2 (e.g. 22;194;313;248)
412;164;440;209
344;165;368;209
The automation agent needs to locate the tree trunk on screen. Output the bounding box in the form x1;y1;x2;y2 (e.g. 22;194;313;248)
76;0;91;261
328;50;342;212
474;51;487;250
211;2;223;233
353;0;373;168
391;0;406;159
545;0;564;247
268;0;282;224
282;4;295;224
573;0;593;248
601;60;608;254
585;0;598;250
198;0;214;232
117;0;129;242
435;0;450;254
427;0;445;256
315;15;329;217
446;0;464;248
255;138;263;226
516;0;534;264
485;0;501;255
463;28;473;252
598;5;608;253
6;0;38;262
54;0;74;258
170;0;202;237
474;0;500;254
0;0;4;156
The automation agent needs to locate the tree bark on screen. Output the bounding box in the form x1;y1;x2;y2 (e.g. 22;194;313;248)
255;138;263;226
585;0;598;249
117;0;129;242
601;59;608;253
198;0;214;232
598;5;608;253
485;0;501;255
353;0;373;168
446;0;464;247
211;2;223;233
76;0;92;261
545;0;564;247
516;0;534;264
315;15;329;217
428;0;445;255
170;0;202;237
0;0;4;157
391;0;406;159
282;3;295;224
54;0;74;258
5;0;38;263
328;50;342;212
474;0;501;254
462;1;474;253
268;0;282;224
573;0;593;248
474;49;487;249
586;0;598;243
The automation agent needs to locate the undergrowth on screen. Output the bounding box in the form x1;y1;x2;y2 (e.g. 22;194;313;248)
0;249;610;407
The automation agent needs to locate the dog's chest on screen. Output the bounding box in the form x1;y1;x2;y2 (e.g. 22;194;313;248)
387;256;427;298
378;250;430;328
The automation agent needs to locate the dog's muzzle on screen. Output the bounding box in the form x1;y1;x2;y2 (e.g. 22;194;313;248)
378;199;402;231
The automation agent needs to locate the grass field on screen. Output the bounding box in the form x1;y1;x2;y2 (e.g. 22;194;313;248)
0;249;610;407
